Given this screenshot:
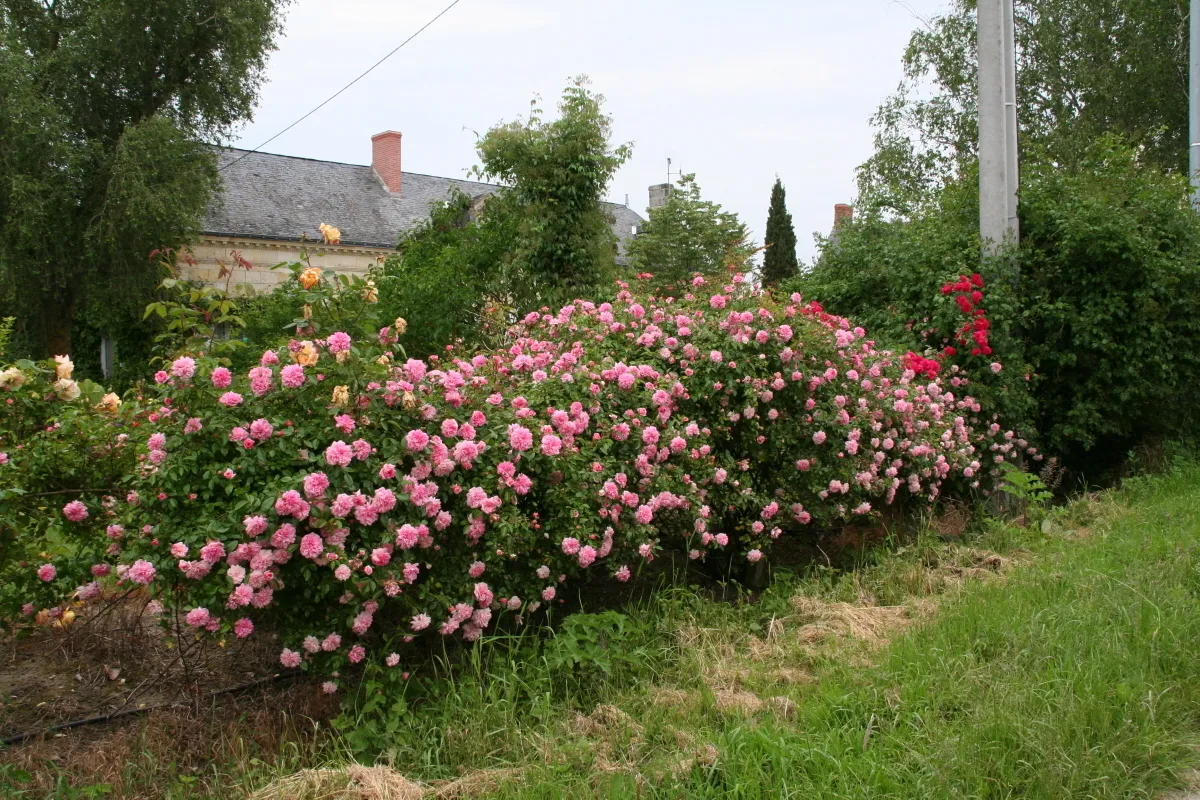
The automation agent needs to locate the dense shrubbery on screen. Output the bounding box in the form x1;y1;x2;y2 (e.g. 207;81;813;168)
4;269;1030;691
796;138;1200;474
0;358;137;621
1018;140;1200;465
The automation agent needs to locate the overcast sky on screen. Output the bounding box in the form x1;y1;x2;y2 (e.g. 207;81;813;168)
229;0;951;263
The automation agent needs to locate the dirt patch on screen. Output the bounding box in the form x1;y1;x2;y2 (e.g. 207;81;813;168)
0;594;283;742
930;503;971;539
0;681;337;798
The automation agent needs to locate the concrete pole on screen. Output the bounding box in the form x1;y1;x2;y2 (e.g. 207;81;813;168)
978;0;1019;255
1002;0;1020;239
1191;0;1200;207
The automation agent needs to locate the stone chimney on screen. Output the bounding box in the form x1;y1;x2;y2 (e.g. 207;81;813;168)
372;131;403;194
834;203;854;228
648;183;672;210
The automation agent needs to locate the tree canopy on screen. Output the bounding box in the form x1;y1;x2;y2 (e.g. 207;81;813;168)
0;0;288;360
472;77;631;309
858;0;1189;217
625;174;755;290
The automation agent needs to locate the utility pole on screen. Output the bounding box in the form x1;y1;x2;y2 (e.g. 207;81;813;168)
1191;0;1200;207
978;0;1020;256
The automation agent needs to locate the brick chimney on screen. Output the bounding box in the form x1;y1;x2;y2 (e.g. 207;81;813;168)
372;131;403;194
834;203;854;228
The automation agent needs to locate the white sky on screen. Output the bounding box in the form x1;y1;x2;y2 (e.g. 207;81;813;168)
229;0;951;263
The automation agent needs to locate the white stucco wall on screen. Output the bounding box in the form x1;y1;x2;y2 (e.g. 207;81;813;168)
179;236;393;294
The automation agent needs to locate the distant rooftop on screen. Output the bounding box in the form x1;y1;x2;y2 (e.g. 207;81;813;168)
204;147;644;257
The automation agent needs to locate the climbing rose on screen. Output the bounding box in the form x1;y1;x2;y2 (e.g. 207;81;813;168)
508;424;533;451
299;533;324;559
405;429;430;452
326;332;352;353
62;500;88;522
325;441;353;467
281;364;306;388
127;559;157;584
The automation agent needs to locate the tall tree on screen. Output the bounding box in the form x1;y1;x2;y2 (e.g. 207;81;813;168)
761;178;798;285
858;0;1189;217
473;77;632;308
0;0;288;358
625;174;755;291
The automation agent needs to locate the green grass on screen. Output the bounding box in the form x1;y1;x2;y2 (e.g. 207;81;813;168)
6;462;1200;798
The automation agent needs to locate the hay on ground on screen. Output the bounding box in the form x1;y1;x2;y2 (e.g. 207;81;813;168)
249;765;521;800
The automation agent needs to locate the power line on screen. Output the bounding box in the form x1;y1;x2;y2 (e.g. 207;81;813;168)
219;0;466;172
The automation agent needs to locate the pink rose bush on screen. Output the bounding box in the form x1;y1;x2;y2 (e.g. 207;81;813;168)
0;357;139;624
3;274;1033;685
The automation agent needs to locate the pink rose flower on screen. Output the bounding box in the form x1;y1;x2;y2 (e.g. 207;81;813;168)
324;440;353;467
62;500;88;522
127;559;157;585
507;424;533;451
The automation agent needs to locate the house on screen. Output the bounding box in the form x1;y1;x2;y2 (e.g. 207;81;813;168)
181;131;647;292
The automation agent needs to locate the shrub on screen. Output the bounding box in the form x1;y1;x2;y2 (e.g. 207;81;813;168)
5;271;1028;694
1018;137;1200;467
0;356;137;624
796;138;1200;474
790;176;1034;441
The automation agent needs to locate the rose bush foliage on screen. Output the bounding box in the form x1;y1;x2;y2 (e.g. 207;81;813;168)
7;272;1031;687
0;357;136;624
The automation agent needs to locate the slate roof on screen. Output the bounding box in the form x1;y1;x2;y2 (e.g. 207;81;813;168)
204;148;645;258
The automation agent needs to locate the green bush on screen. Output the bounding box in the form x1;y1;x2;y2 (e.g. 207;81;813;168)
794;138;1200;476
790;172;1034;440
1018;138;1200;468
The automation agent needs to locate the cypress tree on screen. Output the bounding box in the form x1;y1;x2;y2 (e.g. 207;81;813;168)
762;178;799;285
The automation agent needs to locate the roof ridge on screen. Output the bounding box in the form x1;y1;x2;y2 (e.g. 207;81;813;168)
212;145;635;209
213;146;503;189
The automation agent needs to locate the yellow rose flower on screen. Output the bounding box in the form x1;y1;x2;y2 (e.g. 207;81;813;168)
401;391;417;410
53;378;81;401
54;355;74;380
294;341;319;367
97;392;121;413
299;267;322;290
331;385;350;407
393;317;408;335
376;354;390;367
0;367;25;390
318;223;342;245
361;280;379;304
302;303;313;320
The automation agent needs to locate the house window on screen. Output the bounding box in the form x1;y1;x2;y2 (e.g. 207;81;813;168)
213;322;231;341
631;225;639;235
